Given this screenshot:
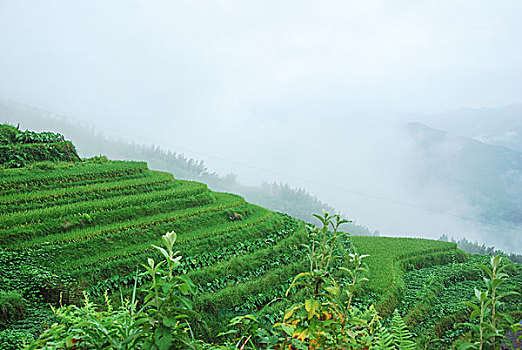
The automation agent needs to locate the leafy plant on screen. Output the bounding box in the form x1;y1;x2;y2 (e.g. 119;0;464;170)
457;255;519;350
27;231;199;350
270;212;415;349
142;231;198;350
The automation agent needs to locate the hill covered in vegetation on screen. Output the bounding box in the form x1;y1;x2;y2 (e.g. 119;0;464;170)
0;125;520;349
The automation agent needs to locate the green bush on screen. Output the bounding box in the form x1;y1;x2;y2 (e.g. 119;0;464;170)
0;125;21;145
0;142;79;168
0;329;35;350
0;291;27;323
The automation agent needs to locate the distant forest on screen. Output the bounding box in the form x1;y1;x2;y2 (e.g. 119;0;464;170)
439;234;522;263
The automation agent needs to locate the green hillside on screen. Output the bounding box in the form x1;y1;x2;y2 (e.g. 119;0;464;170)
0;157;308;342
1;127;520;349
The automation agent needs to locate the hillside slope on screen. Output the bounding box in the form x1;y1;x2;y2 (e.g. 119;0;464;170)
0;158;466;346
3;126;516;350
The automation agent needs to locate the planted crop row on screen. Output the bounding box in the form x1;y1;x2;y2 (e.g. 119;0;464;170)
82;213;297;295
73;212;277;287
350;236;460;295
190;225;307;293
0;160;146;182
0;191;216;246
0;171;175;213
0;161;148;192
50;202;253;266
399;255;522;349
75;211;292;288
347;236;466;318
16;192;245;249
0;181;208;229
0;160;149;189
67;206;274;271
196;260;308;313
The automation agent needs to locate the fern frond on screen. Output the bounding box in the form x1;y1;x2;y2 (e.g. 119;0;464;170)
391;309;416;350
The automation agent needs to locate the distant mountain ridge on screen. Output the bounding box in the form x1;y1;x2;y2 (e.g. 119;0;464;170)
409;104;522;152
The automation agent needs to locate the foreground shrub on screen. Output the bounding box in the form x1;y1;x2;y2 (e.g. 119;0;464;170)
457;255;521;350
27;232;198;350
0;291;27;323
0;330;35;350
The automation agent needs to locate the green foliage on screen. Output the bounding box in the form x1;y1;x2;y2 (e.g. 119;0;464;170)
142;231;198;349
390;309;416;350
0;125;21;145
0;124;78;168
26;293;148;350
0;330;35;350
0;291;27;323
13;130;65;144
0;142;79;168
350;235;467;317
27;231;198;350
457;255;520;350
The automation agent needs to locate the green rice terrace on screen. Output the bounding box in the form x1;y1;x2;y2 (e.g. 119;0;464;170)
0;125;520;349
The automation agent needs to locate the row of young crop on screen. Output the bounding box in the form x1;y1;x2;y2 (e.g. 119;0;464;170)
0;161;149;192
0;171;175;213
50;203;257;267
80;212;298;296
190;227;307;293
197;260;308;313
15;192;246;250
72;207;279;283
0;180;209;229
351;236;461;294
66;205;274;271
349;236;466;318
194;222;357;334
1;191;216;248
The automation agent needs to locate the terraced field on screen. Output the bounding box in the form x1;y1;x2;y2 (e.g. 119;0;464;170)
5;153;513;348
0;159;313;335
350;236;468;316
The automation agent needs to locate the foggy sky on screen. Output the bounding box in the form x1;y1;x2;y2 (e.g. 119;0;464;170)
1;1;522;252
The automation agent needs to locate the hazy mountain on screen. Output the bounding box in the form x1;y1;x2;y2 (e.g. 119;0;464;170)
404;122;522;249
409;105;522;152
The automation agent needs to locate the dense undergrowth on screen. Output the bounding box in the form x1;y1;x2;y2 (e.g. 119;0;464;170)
0;125;80;168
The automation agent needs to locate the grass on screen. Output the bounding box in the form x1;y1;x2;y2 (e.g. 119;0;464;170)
351;236;462;294
0;170;175;213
